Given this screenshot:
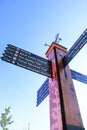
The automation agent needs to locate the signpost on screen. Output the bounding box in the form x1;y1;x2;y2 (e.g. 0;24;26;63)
1;28;87;130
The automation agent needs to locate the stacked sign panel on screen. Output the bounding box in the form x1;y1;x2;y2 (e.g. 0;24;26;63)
62;28;87;67
36;78;49;106
1;44;52;78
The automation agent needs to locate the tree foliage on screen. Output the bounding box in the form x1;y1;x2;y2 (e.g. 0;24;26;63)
0;106;13;130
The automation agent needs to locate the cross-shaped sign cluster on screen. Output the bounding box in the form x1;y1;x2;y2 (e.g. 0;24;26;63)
1;28;87;130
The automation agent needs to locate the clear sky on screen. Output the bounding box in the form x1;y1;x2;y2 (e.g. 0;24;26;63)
0;0;87;130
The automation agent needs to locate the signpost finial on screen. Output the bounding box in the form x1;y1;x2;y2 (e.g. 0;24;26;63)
55;33;62;43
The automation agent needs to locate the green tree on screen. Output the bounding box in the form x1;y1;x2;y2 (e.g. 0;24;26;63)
0;106;14;130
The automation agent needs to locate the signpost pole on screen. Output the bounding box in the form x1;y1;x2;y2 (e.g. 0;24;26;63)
46;42;84;130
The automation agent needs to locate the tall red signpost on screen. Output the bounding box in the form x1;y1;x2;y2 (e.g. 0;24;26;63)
1;29;87;130
46;43;84;130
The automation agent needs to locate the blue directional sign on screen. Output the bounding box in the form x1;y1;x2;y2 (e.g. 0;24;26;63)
1;44;52;78
71;69;87;84
62;28;87;67
36;78;49;107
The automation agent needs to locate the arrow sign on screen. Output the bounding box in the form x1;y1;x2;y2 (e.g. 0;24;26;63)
62;28;87;67
36;78;49;107
71;69;87;84
1;44;52;78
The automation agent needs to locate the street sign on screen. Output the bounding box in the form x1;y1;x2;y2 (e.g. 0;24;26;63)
1;44;52;78
36;78;49;106
71;69;87;84
62;28;87;67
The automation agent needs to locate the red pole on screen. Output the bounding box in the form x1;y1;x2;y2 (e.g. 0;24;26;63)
46;43;84;130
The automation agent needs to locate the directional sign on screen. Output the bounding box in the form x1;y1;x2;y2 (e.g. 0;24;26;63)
71;69;87;84
37;69;87;106
1;44;52;77
36;78;49;107
62;28;87;67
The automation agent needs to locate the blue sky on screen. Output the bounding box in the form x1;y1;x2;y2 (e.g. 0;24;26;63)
0;0;87;130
